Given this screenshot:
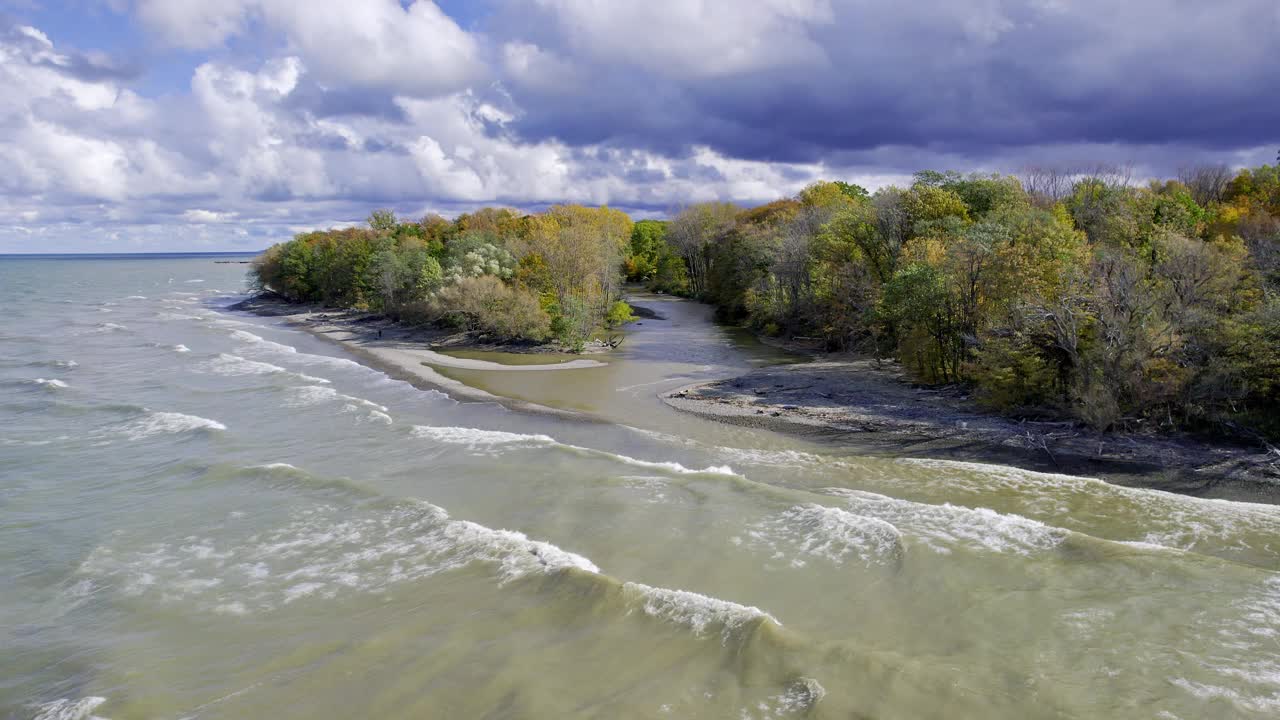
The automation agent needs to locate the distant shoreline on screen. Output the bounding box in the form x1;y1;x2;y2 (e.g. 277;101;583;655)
662;358;1280;505
0;251;264;259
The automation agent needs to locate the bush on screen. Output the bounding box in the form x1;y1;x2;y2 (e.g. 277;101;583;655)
431;276;550;341
604;301;637;328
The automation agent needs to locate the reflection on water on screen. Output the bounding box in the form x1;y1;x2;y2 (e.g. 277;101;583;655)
3;263;1280;720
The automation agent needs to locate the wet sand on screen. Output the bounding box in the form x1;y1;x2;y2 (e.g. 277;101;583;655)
227;295;602;421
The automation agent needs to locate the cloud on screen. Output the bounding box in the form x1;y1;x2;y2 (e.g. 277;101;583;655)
136;0;482;96
492;0;1280;165
1;1;1278;252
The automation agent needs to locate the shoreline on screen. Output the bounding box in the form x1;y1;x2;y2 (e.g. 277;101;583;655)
226;295;604;423
662;358;1280;504
227;294;1280;504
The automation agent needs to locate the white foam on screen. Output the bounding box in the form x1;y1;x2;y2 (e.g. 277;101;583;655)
30;697;109;720
410;425;557;449
902;457;1280;558
185;279;205;283
284;385;387;413
172;344;191;353
739;678;826;719
411;425;740;476
625;582;780;642
199;354;331;385
32;378;69;389
744;504;903;567
601;451;739;477
252;463;299;471
94;322;127;332
116;412;226;440
78;499;597;613
824;488;1066;556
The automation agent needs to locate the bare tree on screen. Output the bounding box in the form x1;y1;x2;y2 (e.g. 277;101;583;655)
666;202;738;297
1177;164;1233;206
1018;166;1075;206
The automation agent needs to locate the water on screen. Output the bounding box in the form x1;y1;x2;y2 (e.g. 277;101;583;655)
1;256;1278;719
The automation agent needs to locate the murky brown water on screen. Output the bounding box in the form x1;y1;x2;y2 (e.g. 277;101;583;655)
4;264;1279;720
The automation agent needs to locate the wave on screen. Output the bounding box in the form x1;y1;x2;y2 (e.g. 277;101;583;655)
77;497;594;613
901;457;1280;562
199;354;330;384
30;697;109;720
740;678;826;719
410;425;556;449
147;342;192;353
623;582;781;642
26;359;78;369
32;378;69;389
124;295;147;300
93;322;127;333
741;504;904;568
823;488;1066;556
76;485;789;660
114;411;227;441
284;386;389;419
411;425;740;477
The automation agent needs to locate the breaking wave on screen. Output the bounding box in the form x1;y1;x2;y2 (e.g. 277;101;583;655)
740;504;904;568
824;488;1066;556
113;411;227;441
411;425;739;477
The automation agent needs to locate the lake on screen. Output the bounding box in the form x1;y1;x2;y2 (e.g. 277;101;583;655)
2;255;1278;719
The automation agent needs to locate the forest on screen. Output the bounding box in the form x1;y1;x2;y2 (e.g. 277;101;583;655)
252;163;1280;440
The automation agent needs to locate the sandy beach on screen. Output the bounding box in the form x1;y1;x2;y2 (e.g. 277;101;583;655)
228;294;605;421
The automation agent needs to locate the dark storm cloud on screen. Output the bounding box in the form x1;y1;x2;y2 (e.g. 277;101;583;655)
487;0;1280;169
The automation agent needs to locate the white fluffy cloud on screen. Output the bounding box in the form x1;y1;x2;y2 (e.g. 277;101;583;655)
137;0;481;96
3;0;1276;252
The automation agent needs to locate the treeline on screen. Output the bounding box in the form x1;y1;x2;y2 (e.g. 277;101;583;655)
252;205;636;349
252;164;1280;439
627;165;1280;439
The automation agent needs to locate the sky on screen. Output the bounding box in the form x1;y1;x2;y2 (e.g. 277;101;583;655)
1;0;1277;253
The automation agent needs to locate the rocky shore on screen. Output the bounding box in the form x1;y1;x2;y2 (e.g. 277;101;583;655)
663;357;1280;504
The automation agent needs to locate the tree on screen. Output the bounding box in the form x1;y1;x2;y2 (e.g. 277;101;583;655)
368;209;397;232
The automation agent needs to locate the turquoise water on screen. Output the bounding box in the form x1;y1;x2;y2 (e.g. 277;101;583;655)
2;255;1280;719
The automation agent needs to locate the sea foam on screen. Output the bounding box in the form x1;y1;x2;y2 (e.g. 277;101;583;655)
743;504;903;567
116;412;227;441
624;582;781;643
824;488;1066;556
411;425;740;476
30;697;109;720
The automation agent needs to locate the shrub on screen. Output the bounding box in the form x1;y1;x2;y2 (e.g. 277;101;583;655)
604;301;637;328
431;276;550;341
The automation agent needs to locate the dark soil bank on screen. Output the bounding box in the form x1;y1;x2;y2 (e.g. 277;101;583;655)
664;358;1280;504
